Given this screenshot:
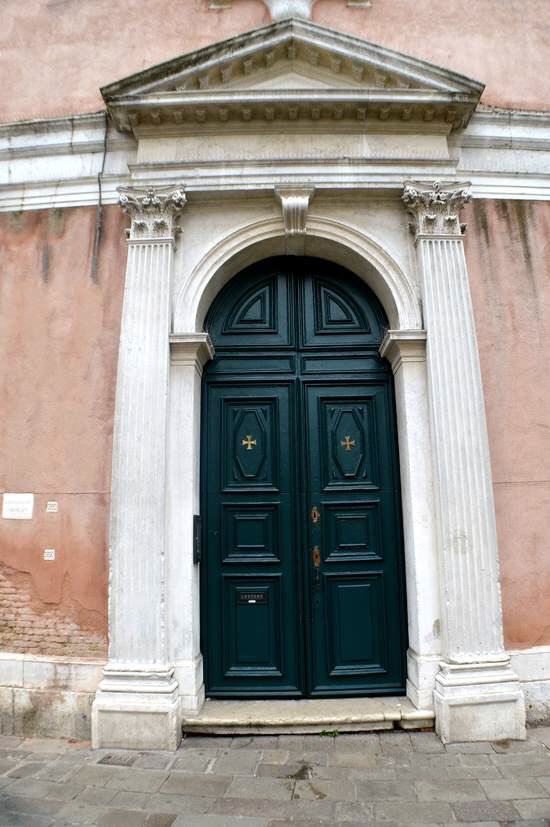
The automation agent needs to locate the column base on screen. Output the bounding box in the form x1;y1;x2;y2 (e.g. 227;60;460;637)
91;665;181;750
173;655;205;717
406;649;440;710
434;659;526;743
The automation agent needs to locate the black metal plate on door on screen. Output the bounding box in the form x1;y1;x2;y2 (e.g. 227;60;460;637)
237;591;269;605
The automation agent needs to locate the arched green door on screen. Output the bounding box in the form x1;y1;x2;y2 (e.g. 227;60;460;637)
201;257;407;697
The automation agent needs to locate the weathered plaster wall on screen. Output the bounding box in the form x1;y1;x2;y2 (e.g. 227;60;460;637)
2;0;549;124
465;199;550;650
0;206;126;656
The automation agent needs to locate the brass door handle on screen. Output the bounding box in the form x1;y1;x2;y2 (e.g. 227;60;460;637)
312;545;321;588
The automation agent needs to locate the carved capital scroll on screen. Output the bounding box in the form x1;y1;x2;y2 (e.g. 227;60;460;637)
118;184;187;242
402;180;471;240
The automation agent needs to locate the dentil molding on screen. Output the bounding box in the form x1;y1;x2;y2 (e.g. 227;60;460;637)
118;184;187;241
402;180;471;239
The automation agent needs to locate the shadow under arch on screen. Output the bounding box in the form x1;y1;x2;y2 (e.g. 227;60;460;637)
172;215;422;333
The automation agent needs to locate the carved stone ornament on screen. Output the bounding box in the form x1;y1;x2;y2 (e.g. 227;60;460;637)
402;180;471;239
210;0;371;16
275;186;315;236
118;185;187;241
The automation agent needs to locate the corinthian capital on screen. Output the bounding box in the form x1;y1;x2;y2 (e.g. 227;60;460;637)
118;184;187;242
402;180;471;239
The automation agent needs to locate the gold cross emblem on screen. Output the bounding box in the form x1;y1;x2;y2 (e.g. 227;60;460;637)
341;435;356;451
241;435;257;451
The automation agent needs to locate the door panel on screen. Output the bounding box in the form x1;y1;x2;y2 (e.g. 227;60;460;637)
205;382;302;695
202;258;406;698
305;383;404;694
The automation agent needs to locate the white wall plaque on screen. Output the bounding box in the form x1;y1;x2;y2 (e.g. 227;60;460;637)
46;501;58;513
43;549;56;560
2;493;34;520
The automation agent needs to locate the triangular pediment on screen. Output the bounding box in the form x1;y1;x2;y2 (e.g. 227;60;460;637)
103;18;483;133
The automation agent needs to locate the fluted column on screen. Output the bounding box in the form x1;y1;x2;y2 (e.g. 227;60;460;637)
403;181;525;742
92;184;186;750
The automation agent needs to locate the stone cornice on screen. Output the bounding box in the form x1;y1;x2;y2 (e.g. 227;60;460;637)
118;184;187;242
402;180;472;239
109;89;477;134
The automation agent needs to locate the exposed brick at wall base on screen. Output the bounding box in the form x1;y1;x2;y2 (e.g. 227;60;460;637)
0;566;106;658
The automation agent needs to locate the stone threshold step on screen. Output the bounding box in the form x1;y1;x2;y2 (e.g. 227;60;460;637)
182;697;434;735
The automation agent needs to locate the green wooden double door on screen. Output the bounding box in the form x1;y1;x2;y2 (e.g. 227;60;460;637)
202;257;406;697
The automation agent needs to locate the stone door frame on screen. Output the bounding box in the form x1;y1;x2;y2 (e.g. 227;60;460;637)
91;191;526;749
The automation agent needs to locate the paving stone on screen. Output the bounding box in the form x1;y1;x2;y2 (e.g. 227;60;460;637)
490;751;550;767
416;778;486;802
208;795;335;820
69;764;122;787
334;734;381;754
411;752;459;767
257;762;308;778
224;776;294;800
293;777;356;801
333;799;374;822
98;809;148;827
480;777;547;799
452;798;520;821
36;760;79;782
354;779;416;800
410;732;446;753
172;749;219;773
55;799;107;824
458;753;493;767
110;789;151;808
259;750;290;765
211;748;262;775
284;750;328;766
274;736;305;751
0;758;17;775
446;742;494;754
7;761;47;778
329;751;378;768
340;766;397;782
496;760;550;778
491;738;545;753
232;736;280;749
181;736;232;749
0;814;54;827
105;768;169;793
379;733;413;754
3;777;84;801
134;752;177;771
513;798;550;819
144;793;212;815
75;786;119;805
448;766;502;780
144;815;178;827
173;817;269;827
374;800;453;822
0;794;64;816
161;772;233;798
537;775;550;793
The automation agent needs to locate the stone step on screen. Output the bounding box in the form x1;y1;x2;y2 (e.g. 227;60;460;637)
182;697;435;735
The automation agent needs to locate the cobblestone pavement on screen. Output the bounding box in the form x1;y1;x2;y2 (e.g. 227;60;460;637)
1;728;550;826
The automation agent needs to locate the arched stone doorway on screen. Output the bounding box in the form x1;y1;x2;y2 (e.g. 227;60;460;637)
201;256;407;697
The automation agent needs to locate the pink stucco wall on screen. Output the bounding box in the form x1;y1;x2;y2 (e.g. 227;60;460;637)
0;206;126;654
465;200;550;650
2;0;549;124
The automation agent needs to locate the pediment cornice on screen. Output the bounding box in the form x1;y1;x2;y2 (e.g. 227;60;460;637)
102;19;483;135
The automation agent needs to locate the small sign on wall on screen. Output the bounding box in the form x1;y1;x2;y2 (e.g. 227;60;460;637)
43;549;56;561
46;501;58;513
2;493;34;520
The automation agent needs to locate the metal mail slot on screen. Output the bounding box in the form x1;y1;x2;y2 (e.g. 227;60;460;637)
237;591;268;605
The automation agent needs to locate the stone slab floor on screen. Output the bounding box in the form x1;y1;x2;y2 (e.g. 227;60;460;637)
1;729;550;827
